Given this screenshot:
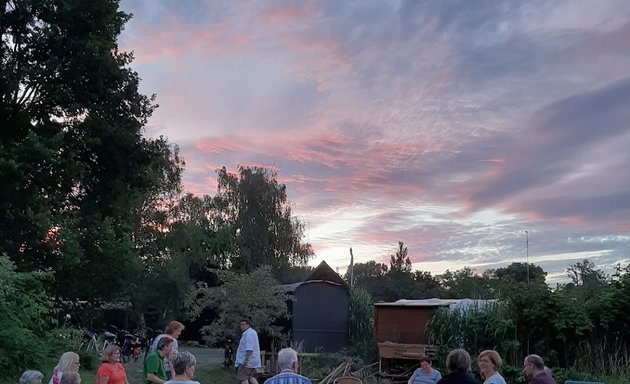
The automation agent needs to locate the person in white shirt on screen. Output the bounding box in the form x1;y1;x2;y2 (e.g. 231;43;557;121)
235;319;261;384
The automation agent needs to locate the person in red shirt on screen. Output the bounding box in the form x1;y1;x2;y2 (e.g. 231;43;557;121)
96;345;129;384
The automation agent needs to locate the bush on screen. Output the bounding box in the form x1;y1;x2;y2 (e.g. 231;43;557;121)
0;256;58;378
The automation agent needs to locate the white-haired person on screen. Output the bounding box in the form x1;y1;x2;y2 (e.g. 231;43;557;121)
263;348;312;384
20;370;44;384
48;352;80;384
165;351;200;384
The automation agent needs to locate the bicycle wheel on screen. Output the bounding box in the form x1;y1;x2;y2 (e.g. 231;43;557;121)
87;338;95;353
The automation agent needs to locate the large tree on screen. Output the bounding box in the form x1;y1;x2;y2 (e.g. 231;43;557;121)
214;165;314;273
0;0;183;301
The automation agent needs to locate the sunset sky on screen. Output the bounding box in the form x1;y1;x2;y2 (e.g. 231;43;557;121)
119;0;630;284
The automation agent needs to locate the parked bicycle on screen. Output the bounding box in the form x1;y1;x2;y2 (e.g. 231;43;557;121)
78;330;102;354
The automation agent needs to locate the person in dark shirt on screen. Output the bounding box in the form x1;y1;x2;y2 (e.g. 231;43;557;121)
523;355;556;384
437;349;480;384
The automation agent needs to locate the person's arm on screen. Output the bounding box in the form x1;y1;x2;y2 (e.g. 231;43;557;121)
244;350;253;367
146;373;165;384
97;376;109;384
408;369;417;384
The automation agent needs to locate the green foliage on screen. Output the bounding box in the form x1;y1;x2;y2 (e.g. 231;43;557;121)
0;0;184;304
187;266;290;346
0;255;57;377
348;287;376;361
214;165;315;273
427;301;517;364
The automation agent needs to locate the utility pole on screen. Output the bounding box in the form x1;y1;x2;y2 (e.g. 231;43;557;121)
349;247;354;287
526;230;530;284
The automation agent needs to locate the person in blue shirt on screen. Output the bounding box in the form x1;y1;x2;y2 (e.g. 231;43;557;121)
264;348;311;384
408;355;442;384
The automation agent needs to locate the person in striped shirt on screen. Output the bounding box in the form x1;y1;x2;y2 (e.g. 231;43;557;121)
263;348;311;384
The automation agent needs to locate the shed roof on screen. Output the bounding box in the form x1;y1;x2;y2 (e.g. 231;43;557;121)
305;260;347;286
374;298;455;307
281;279;344;294
374;298;497;309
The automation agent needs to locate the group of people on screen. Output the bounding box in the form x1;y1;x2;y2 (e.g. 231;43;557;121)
407;349;556;384
18;321;197;384
18;319;558;384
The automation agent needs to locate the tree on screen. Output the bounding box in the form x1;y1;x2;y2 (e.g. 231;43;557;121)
390;241;412;272
0;0;184;302
213;166;314;273
187;266;289;346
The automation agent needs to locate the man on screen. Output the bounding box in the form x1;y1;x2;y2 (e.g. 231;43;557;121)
523;354;556;384
235;319;261;384
264;348;311;384
144;337;173;384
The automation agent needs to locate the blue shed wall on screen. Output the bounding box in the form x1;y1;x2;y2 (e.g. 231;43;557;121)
291;282;349;352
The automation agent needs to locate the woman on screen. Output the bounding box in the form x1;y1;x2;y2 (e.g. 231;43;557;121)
60;373;80;384
20;370;44;384
408;355;442;384
165;351;200;384
477;350;506;384
48;352;80;384
436;349;480;384
150;321;185;379
96;344;129;384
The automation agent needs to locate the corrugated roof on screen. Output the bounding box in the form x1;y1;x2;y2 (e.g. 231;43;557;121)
374;298;498;308
374;298;456;307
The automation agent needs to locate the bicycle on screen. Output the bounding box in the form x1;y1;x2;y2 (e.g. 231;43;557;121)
78;330;102;354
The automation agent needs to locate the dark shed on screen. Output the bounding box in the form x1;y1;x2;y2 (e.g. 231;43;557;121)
282;261;349;352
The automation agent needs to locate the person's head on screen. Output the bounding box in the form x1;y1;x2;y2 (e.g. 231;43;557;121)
240;319;251;332
101;344;121;363
523;354;545;379
157;336;173;356
478;350;502;375
54;352;81;373
277;348;299;372
418;355;432;373
19;370;44;384
60;372;80;384
172;351;197;378
165;321;185;339
446;349;471;374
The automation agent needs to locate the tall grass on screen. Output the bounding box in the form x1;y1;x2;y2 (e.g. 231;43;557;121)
427;301;518;366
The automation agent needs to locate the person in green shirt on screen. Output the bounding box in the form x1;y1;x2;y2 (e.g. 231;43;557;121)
144;337;173;384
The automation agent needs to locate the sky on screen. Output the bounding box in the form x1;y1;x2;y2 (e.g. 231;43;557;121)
118;0;630;284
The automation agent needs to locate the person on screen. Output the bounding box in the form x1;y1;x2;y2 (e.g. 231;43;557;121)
59;373;80;384
48;352;80;384
150;321;185;379
164;351;200;384
436;349;480;384
408;355;441;384
20;370;44;384
263;348;311;384
477;350;506;384
144;337;174;384
96;344;129;384
235;318;261;384
523;355;556;384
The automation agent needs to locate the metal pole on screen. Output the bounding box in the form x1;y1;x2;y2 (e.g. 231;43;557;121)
526;230;529;284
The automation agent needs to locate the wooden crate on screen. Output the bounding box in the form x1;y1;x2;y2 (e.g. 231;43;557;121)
377;342;437;360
